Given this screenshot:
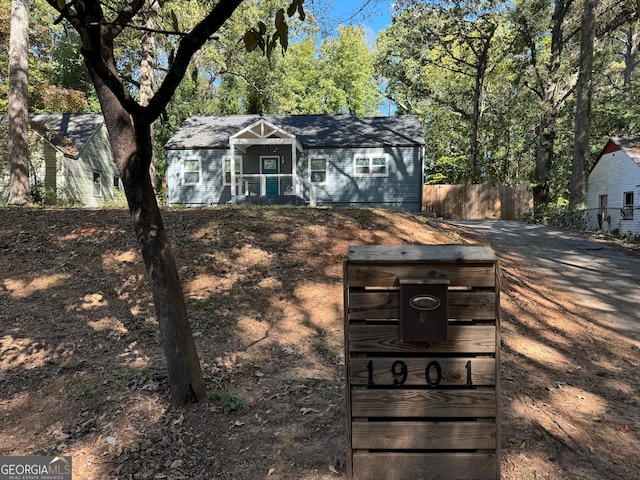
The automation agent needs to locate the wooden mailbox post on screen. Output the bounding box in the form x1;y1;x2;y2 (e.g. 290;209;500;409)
344;245;500;480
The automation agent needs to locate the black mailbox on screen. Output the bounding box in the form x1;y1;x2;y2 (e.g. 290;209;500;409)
399;278;449;342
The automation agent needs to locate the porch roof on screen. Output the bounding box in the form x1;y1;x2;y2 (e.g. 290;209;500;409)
165;114;425;150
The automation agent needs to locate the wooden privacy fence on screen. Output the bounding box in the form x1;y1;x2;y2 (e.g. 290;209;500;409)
423;184;533;220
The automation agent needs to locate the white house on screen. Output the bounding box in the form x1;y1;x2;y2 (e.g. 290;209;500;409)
586;137;640;234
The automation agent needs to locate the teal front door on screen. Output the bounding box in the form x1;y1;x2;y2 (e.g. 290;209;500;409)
261;157;279;195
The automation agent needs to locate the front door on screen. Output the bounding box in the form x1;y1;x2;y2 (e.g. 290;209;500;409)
261;156;279;195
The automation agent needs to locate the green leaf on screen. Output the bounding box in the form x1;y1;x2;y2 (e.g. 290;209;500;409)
256;32;266;53
287;1;296;17
244;30;259;52
274;9;289;55
56;0;66;10
275;8;286;31
279;29;289;54
287;0;305;20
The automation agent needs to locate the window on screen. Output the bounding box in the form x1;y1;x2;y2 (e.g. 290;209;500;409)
113;176;121;190
598;194;608;227
599;194;608;210
93;171;102;197
223;157;242;185
182;158;201;185
622;192;634;220
309;157;328;184
354;154;388;177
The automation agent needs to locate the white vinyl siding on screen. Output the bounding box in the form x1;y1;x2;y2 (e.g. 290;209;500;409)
587;150;640;234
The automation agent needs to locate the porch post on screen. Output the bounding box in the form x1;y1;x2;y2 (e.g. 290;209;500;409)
230;139;236;196
291;140;297;196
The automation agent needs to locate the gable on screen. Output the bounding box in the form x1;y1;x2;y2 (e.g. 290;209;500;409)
229;118;303;153
591;137;640;173
30;113;106;159
231;118;296;141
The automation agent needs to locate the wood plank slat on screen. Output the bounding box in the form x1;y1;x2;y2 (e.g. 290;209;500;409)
351;389;496;418
351;421;497;450
347;264;497;288
349;357;496;387
348;291;496;320
349;325;496;354
347;245;497;263
352;452;498;480
348;291;395;310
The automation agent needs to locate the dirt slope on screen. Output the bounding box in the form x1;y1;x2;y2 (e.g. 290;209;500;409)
0;207;638;479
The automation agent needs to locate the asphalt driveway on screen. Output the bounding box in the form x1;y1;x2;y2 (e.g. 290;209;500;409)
449;220;640;342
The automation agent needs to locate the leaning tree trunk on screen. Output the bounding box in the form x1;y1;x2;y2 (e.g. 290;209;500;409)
8;0;31;206
87;60;206;408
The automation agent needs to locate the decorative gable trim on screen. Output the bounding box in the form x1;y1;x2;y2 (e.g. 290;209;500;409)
229;118;303;153
231;118;295;141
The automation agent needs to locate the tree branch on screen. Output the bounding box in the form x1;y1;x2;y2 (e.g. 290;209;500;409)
146;0;244;121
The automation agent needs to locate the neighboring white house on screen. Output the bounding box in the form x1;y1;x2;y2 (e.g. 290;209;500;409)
586;137;640;234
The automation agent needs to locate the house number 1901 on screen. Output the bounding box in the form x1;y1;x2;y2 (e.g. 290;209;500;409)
367;360;473;388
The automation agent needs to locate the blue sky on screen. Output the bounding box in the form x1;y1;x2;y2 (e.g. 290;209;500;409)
331;1;393;32
313;1;394;45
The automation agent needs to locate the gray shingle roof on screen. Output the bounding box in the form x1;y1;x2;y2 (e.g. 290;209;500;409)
29;113;105;158
165;114;425;150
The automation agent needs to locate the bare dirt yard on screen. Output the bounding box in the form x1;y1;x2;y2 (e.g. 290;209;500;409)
0;207;639;480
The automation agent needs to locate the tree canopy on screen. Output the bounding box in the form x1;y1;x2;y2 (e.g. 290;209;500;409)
4;0;640;213
375;0;640;214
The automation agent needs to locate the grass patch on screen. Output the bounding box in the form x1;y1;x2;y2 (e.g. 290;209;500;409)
207;387;246;414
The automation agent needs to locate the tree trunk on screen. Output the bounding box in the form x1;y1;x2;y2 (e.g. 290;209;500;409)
569;0;596;211
469;27;494;183
87;55;206;408
8;0;31;206
533;104;555;213
531;0;572;214
46;0;248;407
140;0;158;190
623;25;638;133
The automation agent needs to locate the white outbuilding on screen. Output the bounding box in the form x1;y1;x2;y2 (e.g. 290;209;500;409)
587;137;640;234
